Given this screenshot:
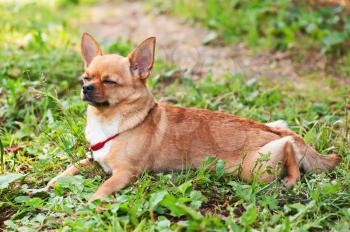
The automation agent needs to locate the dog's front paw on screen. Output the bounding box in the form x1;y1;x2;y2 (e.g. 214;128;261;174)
281;176;297;188
88;192;113;203
46;176;60;190
88;193;103;203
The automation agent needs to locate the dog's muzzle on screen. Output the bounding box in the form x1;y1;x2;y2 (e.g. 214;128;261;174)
83;84;94;95
81;86;109;107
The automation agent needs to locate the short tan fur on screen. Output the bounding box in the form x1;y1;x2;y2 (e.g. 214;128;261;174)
47;33;341;201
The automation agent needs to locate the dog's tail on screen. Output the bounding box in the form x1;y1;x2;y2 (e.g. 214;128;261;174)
294;138;341;173
270;127;342;173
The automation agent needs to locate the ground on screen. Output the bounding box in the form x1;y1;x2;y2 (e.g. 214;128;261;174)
87;1;300;81
0;1;349;231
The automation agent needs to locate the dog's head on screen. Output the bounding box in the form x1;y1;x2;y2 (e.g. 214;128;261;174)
80;33;155;108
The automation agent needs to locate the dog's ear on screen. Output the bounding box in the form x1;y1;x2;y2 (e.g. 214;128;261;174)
81;32;102;67
128;37;156;79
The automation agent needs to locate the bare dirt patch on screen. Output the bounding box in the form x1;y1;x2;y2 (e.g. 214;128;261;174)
84;1;301;82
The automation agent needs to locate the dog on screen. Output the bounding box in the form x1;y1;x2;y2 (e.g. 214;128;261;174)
47;33;341;201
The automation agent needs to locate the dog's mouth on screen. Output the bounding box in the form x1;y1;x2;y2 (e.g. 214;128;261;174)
82;95;109;107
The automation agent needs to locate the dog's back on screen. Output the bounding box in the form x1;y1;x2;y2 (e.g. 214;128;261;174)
141;103;340;178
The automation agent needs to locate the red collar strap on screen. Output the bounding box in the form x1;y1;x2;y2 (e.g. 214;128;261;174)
90;133;119;151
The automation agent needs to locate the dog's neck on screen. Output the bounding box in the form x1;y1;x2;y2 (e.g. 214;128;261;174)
85;93;155;143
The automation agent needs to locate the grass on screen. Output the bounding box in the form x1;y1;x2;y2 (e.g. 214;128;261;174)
0;1;349;231
148;0;350;77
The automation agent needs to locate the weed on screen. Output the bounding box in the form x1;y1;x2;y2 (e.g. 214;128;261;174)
148;0;350;75
0;1;349;231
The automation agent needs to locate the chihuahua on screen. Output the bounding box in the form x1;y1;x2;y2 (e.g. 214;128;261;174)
47;33;341;201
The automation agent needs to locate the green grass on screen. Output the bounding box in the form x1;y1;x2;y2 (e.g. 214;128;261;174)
0;1;349;231
148;0;350;76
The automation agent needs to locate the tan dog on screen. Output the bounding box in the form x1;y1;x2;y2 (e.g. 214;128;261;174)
47;33;341;201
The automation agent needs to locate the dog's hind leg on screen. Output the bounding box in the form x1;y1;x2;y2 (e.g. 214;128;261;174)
266;120;289;130
241;136;300;187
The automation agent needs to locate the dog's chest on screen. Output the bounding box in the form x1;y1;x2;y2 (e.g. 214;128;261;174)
85;116;120;174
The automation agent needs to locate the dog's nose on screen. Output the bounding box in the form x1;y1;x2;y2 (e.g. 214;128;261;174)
83;85;94;94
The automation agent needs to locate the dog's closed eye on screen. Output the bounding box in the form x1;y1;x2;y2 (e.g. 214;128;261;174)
102;79;117;85
102;75;119;85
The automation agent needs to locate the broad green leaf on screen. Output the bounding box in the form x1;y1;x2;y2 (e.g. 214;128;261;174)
176;203;203;220
240;206;257;226
216;159;225;178
0;173;23;189
149;191;168;208
190;190;206;209
311;103;328;116
15;195;31;203
57;175;84;192
160;195;186;217
156;216;171;229
178;181;192;195
321;183;341;195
